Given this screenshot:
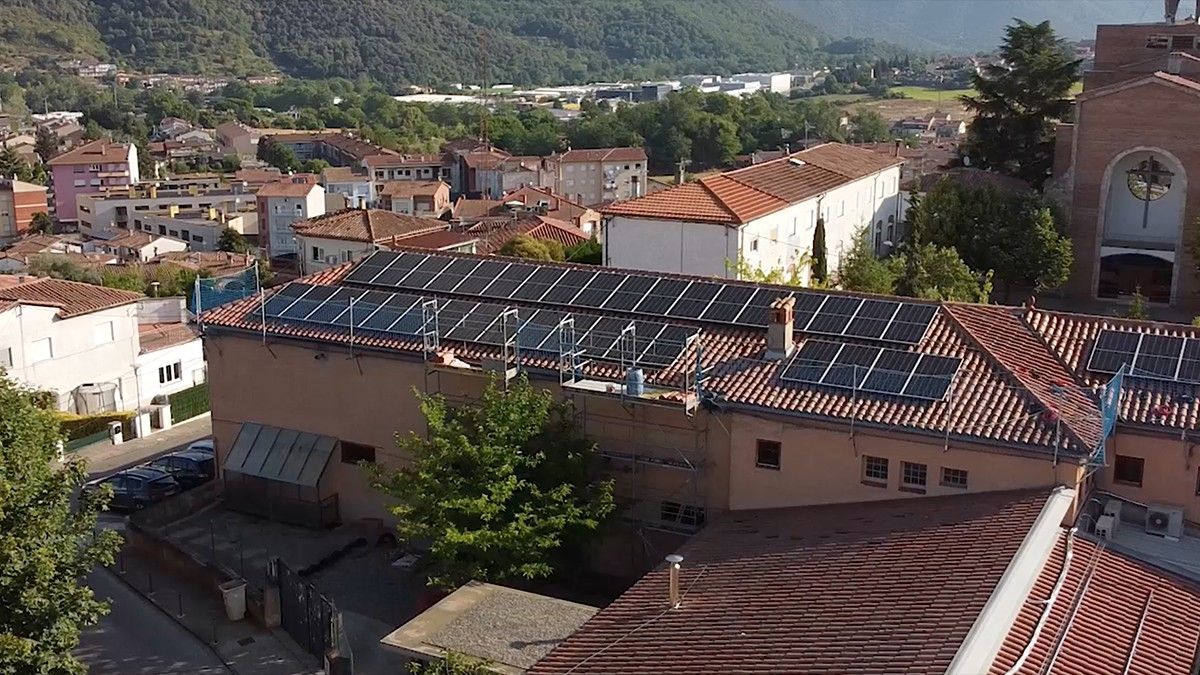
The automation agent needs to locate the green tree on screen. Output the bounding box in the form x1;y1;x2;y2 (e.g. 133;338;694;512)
837;228;897;294
1127;287;1150;320
299;159;329;174
0;373;120;674
497;234;564;262
848;110;890;143
29;212;53;234
726;255;807;287
218;228;250;254
811;217;828;284
960;20;1080;187
219;155;242;173
565;238;602;265
34;127;60;162
257;141;299;173
408;651;493;675
369;376;614;589
894;243;992;303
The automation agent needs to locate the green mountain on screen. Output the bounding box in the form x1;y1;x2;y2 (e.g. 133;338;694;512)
776;0;1157;53
0;0;889;87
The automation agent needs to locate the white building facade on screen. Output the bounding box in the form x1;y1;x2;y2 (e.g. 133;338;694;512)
602;144;903;282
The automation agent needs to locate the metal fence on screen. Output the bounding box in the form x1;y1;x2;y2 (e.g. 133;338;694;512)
271;557;351;668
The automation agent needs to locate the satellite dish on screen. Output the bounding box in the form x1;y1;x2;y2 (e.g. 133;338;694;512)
962;155;971;167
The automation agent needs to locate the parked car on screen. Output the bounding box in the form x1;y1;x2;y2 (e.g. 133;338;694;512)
146;451;216;490
184;439;215;457
83;467;180;511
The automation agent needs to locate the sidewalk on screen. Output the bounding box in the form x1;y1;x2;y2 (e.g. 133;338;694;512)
76;414;212;478
111;539;320;675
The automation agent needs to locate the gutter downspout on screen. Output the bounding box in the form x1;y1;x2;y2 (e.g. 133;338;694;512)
945;486;1076;675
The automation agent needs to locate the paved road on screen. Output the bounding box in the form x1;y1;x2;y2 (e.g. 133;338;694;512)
76;568;230;675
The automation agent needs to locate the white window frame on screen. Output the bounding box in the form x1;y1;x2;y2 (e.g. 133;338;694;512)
0;346;11;368
158;361;182;385
28;337;53;364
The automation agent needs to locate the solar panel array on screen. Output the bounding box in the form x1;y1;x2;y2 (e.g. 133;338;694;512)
343;251;939;345
779;339;961;401
1087;329;1200;384
261;282;699;369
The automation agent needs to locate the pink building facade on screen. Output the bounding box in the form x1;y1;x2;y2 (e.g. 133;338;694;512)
47;139;140;223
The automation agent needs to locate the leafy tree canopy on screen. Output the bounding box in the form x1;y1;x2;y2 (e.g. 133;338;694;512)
497;234;565;262
370;376;614;589
0;372;120;674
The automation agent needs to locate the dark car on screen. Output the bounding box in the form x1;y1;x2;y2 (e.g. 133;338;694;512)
184;439;215;457
83;467;180;511
146;451;216;490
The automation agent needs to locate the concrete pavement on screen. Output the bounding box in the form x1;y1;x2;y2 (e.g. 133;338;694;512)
76;568;229;674
76;414;212;478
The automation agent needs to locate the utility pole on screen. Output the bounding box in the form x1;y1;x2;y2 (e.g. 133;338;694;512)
476;31;489;143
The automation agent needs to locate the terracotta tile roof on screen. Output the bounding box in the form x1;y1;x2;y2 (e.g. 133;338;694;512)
138;322;200;353
364;153;445;169
148;251;256;276
916;167;1033;193
0;276;141;317
256;180;321;198
467;215;590;255
291;208;446;243
200;251;1107;458
602;143;901;225
45;138;132;166
379;229;478;251
233;168;285;185
2;234;72;256
1077;70;1200;102
530;490;1054;675
320;166;367;183
264;132;395;162
461;149;510;170
379;180;446;198
452;197;505;221
559;147;647;163
991;534;1200;675
1025;307;1200;433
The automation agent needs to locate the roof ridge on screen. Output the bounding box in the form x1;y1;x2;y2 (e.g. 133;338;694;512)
943;304;1100;452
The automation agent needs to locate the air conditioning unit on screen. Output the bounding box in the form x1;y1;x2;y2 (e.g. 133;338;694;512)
1102;499;1124;521
1095;514;1117;540
1145;504;1184;539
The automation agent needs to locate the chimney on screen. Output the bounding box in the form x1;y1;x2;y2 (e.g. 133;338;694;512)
1169;52;1183;74
894;139;902;157
666;554;683;608
765;296;795;360
148;184;158;199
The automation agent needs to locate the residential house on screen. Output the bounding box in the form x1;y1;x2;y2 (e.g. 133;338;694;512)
75;180;253;238
291;208;447;275
555;147;648;205
366;154;453;191
153;117;196;141
498;186;601;235
0;178;49;243
321;166;375;209
378;180;451;217
464;214;590;255
47;139;140;223
602;143;904;280
256;179;325;259
88;229;189;262
132;209;254;252
0;234;111;274
216;121;261;160
133;297;205;409
457;148;512;198
199;248;1200;576
262;131;396;169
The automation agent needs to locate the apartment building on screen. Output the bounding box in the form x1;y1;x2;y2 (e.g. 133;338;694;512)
47;139;140;223
215;121;260;159
603;143;903;281
378;180;451;217
0;178;49;243
75;180;250;237
256;180;325;258
198;248;1200;578
321;166;375;208
554;147;647;205
365;154;451;187
131;210;254;252
263;132;395;169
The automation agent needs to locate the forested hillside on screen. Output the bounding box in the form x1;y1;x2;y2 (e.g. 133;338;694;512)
0;0;901;87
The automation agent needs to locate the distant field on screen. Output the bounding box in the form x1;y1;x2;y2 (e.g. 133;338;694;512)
890;86;975;101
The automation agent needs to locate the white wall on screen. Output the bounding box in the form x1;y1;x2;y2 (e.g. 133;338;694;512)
265;187;326;256
1103;151;1183;248
0;303;140;411
604;166;903;282
297;235;374;275
135;337;205;407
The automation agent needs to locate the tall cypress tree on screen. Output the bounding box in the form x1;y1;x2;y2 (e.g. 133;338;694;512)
811;216;828;284
960;20;1080;188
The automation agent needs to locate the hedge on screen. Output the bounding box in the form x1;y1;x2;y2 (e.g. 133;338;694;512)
55;411;135;442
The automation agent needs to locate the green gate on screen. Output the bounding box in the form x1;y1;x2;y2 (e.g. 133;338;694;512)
168;383;210;424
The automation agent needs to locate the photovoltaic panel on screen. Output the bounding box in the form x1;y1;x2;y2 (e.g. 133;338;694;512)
1180;339;1200;384
791;292;826;331
541;269;596;304
664;281;720;319
861;349;921;395
471;305;517;346
371;253;426;287
603;276;656;311
1132;334;1184;379
446;302;503;343
342;251;398;284
642;324;696;367
481;263;536;297
512;267;567;302
635;278;691;316
582;317;633;356
261;282;310;316
400;256;453;289
425;258;481;293
701;285;756;323
572;273;623;307
437;300;477;338
305;288;358;325
357;293;421;334
780;340;841;383
518;310;564;352
735;288;784;326
278;285;339;320
823;344;882;389
903;354;959;401
1087;329;1140;374
804;295;861;335
844;299;901;340
453;260;509;296
882;303;937;344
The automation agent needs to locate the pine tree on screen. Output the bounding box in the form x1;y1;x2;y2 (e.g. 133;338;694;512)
811;217;828;284
960;20;1080;187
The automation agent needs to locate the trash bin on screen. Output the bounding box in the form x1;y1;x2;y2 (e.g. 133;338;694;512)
108;421;123;446
219;579;247;621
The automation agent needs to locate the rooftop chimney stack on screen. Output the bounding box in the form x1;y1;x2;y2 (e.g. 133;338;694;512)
1166;0;1181;23
666;554;683;609
766;296;796;361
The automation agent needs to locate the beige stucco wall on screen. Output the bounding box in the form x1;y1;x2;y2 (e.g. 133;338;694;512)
1099;430;1200;522
725;412;1086;513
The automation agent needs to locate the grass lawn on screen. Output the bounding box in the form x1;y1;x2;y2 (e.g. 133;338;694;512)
890;86;976;101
